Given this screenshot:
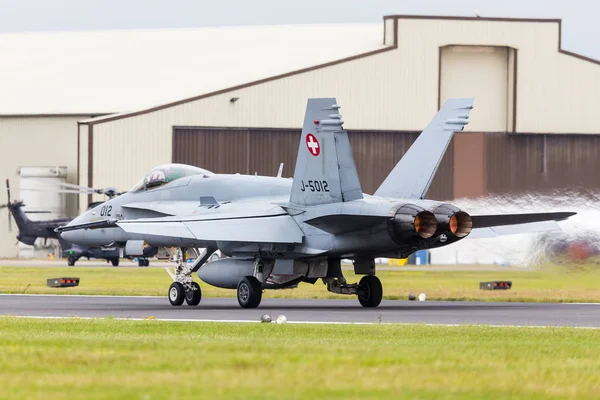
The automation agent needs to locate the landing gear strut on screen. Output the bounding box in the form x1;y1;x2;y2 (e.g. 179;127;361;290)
166;247;214;307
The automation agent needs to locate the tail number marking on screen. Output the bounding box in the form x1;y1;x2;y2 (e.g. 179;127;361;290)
300;180;329;192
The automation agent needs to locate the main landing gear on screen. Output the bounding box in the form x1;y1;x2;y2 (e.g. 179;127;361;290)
323;258;383;308
236;258;264;308
357;275;383;307
166;247;214;307
323;275;383;308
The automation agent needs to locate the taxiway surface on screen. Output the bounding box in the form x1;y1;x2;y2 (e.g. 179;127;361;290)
0;294;598;327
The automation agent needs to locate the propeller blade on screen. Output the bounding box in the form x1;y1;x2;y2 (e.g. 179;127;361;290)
30;180;122;198
31;179;99;193
0;204;7;210
15;187;94;194
8;212;12;232
5;178;10;203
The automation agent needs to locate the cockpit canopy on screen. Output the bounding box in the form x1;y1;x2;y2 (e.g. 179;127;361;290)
129;164;213;192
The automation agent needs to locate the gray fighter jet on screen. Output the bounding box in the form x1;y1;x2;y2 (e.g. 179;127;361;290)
58;98;574;308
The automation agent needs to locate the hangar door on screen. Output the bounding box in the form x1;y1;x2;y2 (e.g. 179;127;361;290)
440;45;516;132
172;127;454;198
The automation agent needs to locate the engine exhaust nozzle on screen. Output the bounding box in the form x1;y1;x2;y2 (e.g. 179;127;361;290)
449;211;472;238
388;204;438;244
414;211;438;239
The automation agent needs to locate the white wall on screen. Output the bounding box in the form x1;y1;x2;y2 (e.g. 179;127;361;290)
0;116;83;257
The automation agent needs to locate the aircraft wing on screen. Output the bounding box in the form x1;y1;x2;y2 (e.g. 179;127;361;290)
116;205;304;243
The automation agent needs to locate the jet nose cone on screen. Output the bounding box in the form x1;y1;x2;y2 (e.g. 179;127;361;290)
59;216;87;245
59;230;77;243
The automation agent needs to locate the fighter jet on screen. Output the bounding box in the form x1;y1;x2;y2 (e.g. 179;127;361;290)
1;179;121;266
58;98;575;308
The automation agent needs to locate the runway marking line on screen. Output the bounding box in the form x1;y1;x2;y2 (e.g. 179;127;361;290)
2;315;600;329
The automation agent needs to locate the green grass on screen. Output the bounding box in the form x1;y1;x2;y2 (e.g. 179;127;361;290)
0;317;598;399
2;265;600;303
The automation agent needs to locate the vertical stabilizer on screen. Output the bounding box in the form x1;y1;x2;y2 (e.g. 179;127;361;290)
374;98;474;199
289;98;363;206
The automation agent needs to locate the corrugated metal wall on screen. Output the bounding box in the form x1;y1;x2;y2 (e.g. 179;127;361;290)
485;133;600;195
174;128;600;200
172;128;454;198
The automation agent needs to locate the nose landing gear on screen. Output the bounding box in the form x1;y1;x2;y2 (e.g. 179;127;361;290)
166;247;215;307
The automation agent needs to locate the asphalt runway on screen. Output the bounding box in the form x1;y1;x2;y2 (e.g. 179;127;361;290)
0;294;598;327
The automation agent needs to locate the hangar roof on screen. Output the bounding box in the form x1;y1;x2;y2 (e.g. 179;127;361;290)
0;23;383;115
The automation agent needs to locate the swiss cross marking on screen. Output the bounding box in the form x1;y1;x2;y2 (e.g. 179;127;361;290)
306;133;320;156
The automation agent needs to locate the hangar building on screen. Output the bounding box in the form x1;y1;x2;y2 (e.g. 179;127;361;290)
1;15;600;258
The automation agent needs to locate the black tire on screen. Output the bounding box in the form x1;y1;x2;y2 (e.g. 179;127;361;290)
185;282;202;306
110;258;119;267
168;282;185;306
237;276;262;309
357;275;383;308
138;259;147;267
67;256;76;266
144;259;150;267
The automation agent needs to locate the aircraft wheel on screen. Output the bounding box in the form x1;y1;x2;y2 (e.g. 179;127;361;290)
237;276;262;309
185;282;202;306
357;275;383;308
67;256;76;266
144;259;150;267
138;259;146;267
110;258;119;267
168;282;185;306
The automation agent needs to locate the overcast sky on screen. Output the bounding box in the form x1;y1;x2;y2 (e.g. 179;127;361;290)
1;0;598;59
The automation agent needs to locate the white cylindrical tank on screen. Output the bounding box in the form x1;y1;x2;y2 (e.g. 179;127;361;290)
18;166;67;258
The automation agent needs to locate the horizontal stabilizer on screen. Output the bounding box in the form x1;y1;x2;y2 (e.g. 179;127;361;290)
471;212;575;229
468;221;561;239
375;98;474;199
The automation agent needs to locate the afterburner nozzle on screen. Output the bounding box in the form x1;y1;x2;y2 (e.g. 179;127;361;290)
414;211;437;239
388;204;438;244
449;211;472;238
